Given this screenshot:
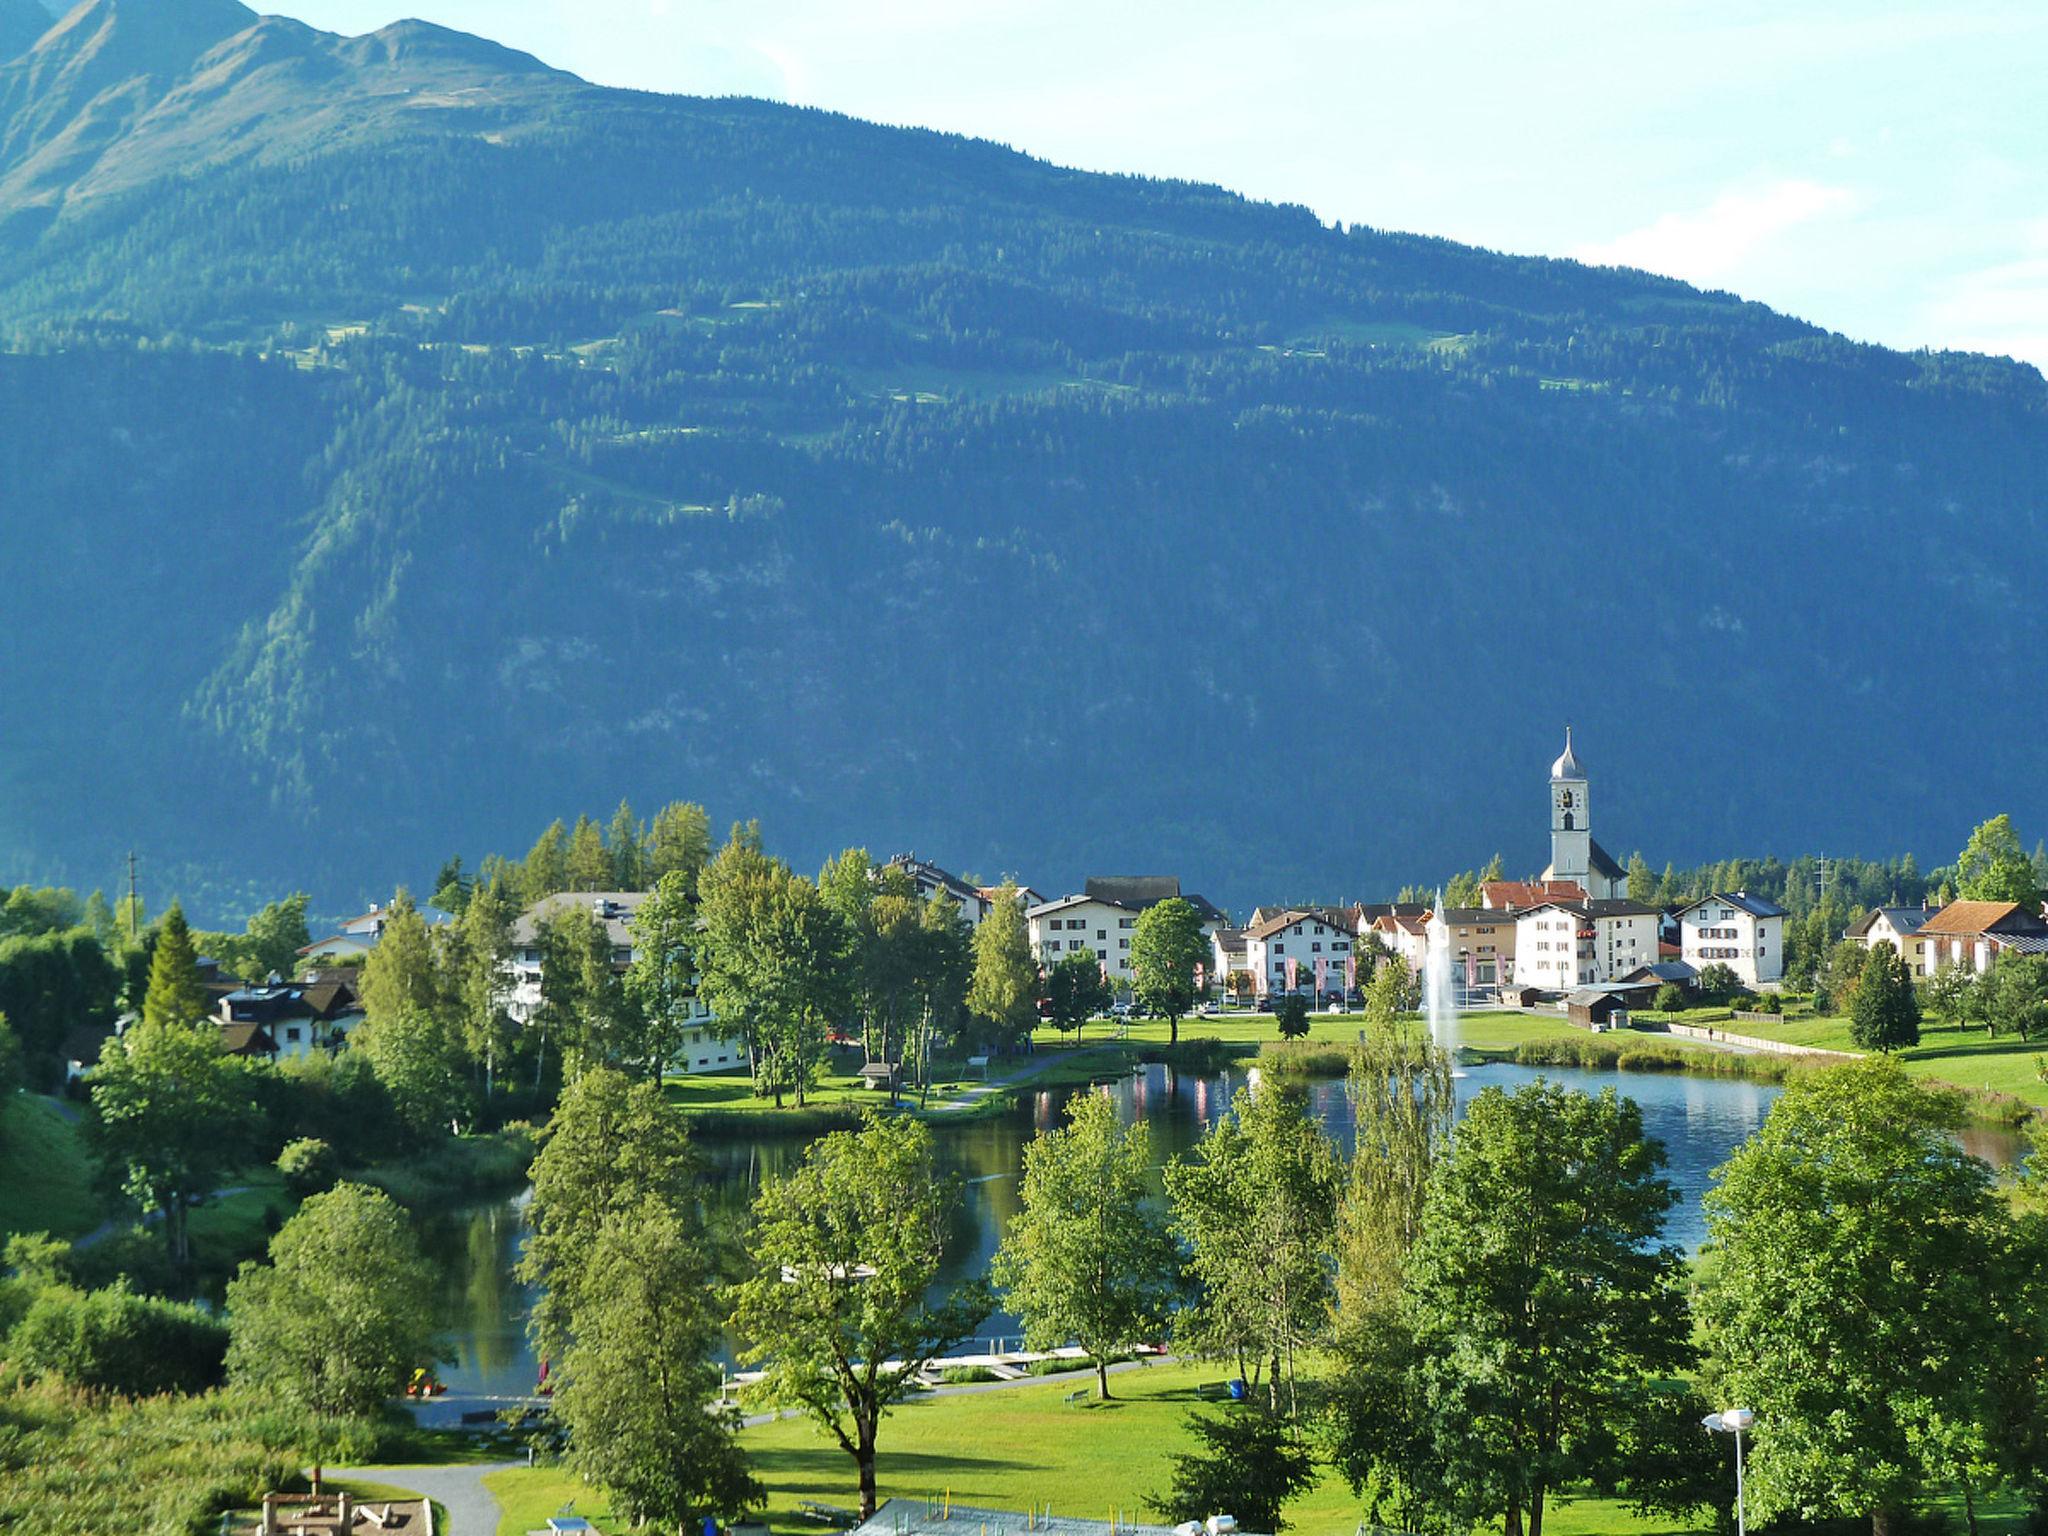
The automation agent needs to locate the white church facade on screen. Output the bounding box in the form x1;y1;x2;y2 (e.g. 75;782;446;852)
1539;727;1629;901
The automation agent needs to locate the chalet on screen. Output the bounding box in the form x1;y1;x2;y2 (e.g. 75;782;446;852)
1913;900;2048;975
215;975;366;1060
1369;911;1430;976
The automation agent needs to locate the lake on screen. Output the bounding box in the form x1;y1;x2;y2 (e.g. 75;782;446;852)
414;1059;2024;1399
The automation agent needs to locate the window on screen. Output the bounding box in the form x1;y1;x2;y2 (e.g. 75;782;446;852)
1273;943;1285;955
1119;939;1129;950
1096;929;1106;940
1119;918;1135;929
1312;942;1323;952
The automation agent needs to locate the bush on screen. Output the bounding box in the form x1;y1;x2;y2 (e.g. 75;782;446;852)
9;1283;229;1396
275;1138;338;1198
1653;983;1688;1014
1146;1408;1316;1533
940;1365;999;1384
1745;993;1783;1015
1272;994;1311;1040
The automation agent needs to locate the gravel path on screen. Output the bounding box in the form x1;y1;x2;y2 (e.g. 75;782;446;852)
326;1461;524;1536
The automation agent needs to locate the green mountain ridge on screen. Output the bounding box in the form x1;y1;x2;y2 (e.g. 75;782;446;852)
0;0;2042;921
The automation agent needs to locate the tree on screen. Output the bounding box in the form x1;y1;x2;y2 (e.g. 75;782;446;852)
1273;992;1310;1039
11;1281;228;1396
967;882;1038;1050
88;1020;259;1270
1130;897;1207;1045
625;870;702;1080
647;801;713;889
1147;1410;1317;1534
856;868;922;1074
359;890;444;1029
1386;1082;1695;1536
1165;1084;1340;1414
1956;814;2041;908
1626;850;1656;904
243;893;312;980
518;1066;699;1360
1700;1060;2044;1536
566;813;611;892
694;825;781;1088
906;893;970;1104
356;1005;470;1136
1927;961;1976;1030
1326;1013;1457;1530
553;1201;762;1534
1980;951;2048;1042
449;879;516;1099
141;902;207;1029
1850;944;1921;1052
1363;954;1413;1029
536;905;637;1081
606;799;644;891
521;819;570;902
990;1092;1179;1399
730;1115;991;1518
276;1136;339;1198
225;1183;438;1417
1043;949;1111;1039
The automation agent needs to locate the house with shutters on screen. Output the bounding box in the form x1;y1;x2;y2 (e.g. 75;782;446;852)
1675;892;1789;987
1513;899;1662;990
1026;877;1227;985
1243;909;1356;999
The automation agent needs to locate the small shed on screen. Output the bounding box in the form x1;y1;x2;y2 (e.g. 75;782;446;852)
1498;985;1547;1010
856;1062;900;1092
1565;988;1630;1028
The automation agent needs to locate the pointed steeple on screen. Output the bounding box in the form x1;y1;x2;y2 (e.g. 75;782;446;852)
1549;725;1584;782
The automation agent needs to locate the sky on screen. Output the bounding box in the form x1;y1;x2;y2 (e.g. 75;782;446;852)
258;0;2048;368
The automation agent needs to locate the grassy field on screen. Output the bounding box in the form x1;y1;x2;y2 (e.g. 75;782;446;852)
0;1094;106;1240
1695;1015;2048;1111
485;1363;1714;1536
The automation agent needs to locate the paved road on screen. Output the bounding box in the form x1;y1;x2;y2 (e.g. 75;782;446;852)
328;1461;523;1536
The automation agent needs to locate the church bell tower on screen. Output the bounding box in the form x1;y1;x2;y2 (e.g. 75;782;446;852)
1549;727;1590;887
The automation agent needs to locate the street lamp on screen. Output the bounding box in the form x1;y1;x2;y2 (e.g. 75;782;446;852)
1701;1407;1755;1536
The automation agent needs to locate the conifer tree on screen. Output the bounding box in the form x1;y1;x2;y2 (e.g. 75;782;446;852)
142;901;207;1029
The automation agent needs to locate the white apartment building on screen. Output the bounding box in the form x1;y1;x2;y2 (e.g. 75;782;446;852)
1513;900;1663;990
1027;876;1226;985
507;891;736;1072
1243;910;1355;998
1677;892;1788;987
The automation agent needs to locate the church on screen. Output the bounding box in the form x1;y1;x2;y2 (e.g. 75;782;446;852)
1540;728;1630;900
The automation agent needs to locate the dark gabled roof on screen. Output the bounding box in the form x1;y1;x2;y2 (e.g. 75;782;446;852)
218;1022;278;1057
887;854;983;905
1587;839;1627;881
1849;906;1933;939
1623;961;1699;985
1086;875;1181;907
1677;891;1789;920
1244;908;1354;941
1520;898;1662;921
1355;902;1429;922
1436;907;1512;926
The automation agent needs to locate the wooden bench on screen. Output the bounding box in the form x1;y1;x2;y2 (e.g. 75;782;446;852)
1063;1388;1090;1407
1195;1380;1233;1400
798;1501;857;1526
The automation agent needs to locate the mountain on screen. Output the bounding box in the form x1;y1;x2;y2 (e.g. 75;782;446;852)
0;0;2043;921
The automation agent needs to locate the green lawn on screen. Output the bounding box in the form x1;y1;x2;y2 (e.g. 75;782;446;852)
664;1065;985;1120
486;1364;1710;1536
0;1094;107;1240
1699;1015;2048;1109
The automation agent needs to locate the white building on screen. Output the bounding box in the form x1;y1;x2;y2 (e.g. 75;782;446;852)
1676;892;1788;987
298;900;452;964
1027;877;1226;985
507;891;736;1072
886;855;994;922
1539;729;1629;901
1243;910;1355;999
1513;899;1662;990
1846;906;1936;977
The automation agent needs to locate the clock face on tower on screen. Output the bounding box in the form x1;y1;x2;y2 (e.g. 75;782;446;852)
1555;788;1575;811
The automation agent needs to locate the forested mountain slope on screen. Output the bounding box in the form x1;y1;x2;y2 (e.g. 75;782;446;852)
1;0;2042;919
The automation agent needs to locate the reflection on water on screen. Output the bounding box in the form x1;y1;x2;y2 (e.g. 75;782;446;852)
418;1060;2025;1398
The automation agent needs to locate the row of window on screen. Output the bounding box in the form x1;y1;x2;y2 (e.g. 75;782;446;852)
1266;940;1349;955
1047;916;1137;931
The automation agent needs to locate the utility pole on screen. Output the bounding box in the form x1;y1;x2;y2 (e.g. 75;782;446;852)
1816;854;1834;907
125;850;139;942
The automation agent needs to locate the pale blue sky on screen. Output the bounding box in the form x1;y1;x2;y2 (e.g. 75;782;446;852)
263;0;2048;367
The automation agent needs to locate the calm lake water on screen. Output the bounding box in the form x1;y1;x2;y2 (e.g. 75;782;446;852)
415;1060;2026;1399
